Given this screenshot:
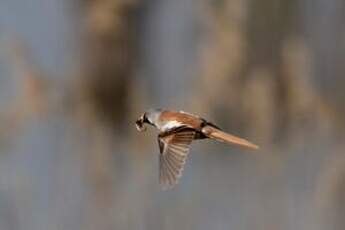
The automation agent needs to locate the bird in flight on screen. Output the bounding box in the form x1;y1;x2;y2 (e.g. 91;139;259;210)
135;109;259;189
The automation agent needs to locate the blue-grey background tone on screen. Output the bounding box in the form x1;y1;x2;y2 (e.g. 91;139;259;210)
0;0;344;230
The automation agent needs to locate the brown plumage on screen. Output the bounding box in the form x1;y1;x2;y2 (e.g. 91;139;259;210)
201;126;259;150
135;109;259;189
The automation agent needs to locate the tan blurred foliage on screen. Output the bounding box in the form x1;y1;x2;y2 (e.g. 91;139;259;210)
193;0;341;145
0;0;344;229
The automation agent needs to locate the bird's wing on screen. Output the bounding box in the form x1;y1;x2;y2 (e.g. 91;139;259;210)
158;127;195;190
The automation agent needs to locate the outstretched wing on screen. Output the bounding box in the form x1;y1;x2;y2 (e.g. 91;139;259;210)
158;127;195;190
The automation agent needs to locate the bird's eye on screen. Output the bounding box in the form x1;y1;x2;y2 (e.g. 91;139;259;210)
143;114;153;125
143;115;149;123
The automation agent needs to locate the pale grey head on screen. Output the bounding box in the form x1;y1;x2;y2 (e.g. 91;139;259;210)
135;108;162;131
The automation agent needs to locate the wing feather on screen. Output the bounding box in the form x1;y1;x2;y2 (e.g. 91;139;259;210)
158;128;195;189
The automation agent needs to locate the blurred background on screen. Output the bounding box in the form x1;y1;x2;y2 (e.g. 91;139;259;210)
0;0;344;229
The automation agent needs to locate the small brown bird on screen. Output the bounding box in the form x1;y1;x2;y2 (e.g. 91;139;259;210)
135;109;259;189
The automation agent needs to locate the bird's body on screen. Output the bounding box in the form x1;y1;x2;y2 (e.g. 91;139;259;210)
135;109;259;189
155;110;203;131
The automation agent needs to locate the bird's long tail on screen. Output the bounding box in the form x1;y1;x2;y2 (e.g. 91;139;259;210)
201;126;259;150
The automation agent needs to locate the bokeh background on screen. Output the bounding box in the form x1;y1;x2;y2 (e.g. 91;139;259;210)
0;0;344;229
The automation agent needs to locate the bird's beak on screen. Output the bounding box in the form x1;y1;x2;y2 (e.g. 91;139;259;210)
135;117;146;132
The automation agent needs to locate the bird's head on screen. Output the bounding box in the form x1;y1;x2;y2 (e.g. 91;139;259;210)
135;109;161;132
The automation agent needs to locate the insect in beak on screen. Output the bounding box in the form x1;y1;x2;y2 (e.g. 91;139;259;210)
135;117;147;132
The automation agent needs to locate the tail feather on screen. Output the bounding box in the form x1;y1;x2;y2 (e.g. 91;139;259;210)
201;126;259;150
